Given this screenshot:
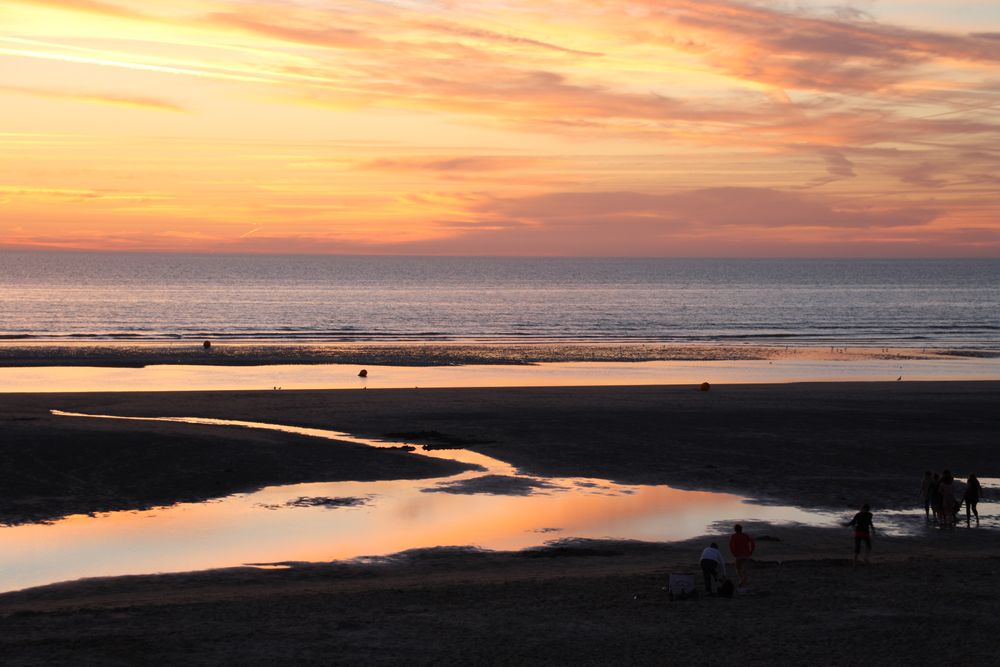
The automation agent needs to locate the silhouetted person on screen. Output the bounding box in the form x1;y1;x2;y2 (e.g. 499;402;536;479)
729;524;756;590
845;504;875;564
939;470;957;528
963;474;982;525
920;471;933;518
699;542;727;593
930;472;942;523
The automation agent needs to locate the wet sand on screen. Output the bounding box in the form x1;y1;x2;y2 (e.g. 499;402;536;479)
0;401;472;525
2;382;999;663
4;382;997;524
1;341;995;368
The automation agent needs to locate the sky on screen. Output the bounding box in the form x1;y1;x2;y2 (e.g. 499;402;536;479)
1;0;999;256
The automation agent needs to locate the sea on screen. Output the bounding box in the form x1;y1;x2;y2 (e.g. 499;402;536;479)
1;252;998;347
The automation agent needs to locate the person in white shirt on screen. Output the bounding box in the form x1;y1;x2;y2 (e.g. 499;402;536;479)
699;542;727;593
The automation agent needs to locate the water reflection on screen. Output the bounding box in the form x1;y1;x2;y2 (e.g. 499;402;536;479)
0;412;990;593
3;357;1000;394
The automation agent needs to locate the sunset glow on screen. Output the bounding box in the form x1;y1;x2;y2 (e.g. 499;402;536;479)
2;0;1000;255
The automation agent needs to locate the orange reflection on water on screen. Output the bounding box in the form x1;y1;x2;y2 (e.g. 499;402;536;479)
0;412;841;593
4;357;1000;394
0;469;833;593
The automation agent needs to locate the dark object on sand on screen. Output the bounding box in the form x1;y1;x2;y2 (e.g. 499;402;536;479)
700;382;711;391
203;340;211;349
717;579;735;598
358;369;368;377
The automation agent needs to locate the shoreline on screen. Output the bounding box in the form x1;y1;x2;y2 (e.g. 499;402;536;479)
1;340;997;368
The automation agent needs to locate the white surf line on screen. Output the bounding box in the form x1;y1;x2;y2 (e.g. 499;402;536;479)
49;410;512;475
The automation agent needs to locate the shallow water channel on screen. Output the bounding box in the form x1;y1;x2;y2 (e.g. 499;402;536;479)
2;357;1000;393
0;412;982;593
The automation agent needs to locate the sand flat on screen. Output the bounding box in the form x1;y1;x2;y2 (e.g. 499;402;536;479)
2;530;999;665
2;382;998;664
5;381;996;516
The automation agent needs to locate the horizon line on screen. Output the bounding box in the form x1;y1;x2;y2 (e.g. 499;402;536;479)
1;248;998;261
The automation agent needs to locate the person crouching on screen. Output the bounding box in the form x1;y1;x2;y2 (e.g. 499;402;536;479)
699;542;727;593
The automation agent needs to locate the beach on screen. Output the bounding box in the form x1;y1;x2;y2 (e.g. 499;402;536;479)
2;380;998;663
7;0;1000;658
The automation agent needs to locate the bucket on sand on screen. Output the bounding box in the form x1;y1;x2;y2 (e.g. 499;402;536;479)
668;573;696;600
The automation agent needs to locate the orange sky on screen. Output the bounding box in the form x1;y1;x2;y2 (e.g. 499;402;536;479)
1;0;999;256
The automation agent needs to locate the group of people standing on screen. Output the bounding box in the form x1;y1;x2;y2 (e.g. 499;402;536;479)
698;524;756;595
921;470;982;527
695;472;985;598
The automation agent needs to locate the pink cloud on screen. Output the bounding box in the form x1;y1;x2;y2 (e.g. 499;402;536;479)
480;188;938;230
222;188;951;256
625;0;1000;92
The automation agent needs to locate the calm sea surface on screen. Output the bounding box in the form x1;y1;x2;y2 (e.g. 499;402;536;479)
0;253;997;346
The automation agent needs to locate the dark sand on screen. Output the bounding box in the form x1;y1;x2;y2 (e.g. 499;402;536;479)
2;531;999;665
2;382;999;664
0;403;471;525
4;382;997;523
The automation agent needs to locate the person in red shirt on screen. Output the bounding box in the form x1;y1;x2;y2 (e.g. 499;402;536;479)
729;524;756;589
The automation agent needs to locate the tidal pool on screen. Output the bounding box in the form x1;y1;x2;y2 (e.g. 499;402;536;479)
0;412;988;593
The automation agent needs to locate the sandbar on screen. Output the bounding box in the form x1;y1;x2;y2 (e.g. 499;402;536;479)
1;341;996;368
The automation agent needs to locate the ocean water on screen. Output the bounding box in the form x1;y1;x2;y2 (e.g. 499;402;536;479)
0;252;998;346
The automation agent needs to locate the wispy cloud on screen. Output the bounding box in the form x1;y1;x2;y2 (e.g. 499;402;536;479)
204;13;387;51
0;185;167;201
618;0;1000;92
410;19;604;57
2;0;999;256
361;156;543;172
10;0;144;20
0;84;185;111
478;188;939;230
